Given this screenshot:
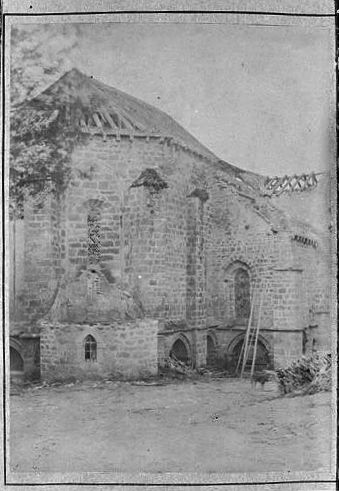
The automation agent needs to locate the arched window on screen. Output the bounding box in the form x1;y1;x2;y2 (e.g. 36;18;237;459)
84;335;97;362
234;268;251;318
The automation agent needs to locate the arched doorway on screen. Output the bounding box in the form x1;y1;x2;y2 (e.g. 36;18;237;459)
232;336;271;372
170;338;191;366
10;347;24;373
206;335;217;367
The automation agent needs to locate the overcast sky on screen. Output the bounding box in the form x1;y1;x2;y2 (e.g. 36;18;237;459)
17;21;336;175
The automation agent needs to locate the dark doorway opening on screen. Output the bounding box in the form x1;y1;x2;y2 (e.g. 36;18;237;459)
170;338;190;365
10;347;24;372
233;338;270;372
206;335;217;367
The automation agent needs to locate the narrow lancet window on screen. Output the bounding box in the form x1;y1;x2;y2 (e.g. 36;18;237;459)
234;268;251;318
84;334;97;362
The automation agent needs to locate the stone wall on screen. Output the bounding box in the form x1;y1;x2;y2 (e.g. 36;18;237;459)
288;224;331;354
272;330;304;368
40;319;158;381
186;194;207;332
10;131;332;376
203;165;331;364
44;136;203;327
204;171;283;332
12;192;60;324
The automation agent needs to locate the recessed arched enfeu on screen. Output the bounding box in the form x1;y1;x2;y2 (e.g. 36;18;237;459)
228;333;271;372
170;335;191;366
10;347;24;372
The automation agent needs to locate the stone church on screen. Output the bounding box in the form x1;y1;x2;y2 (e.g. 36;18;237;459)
9;69;332;381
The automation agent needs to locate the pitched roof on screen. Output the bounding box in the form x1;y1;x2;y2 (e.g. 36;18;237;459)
12;69;267;178
12;68;223;161
12;69;325;235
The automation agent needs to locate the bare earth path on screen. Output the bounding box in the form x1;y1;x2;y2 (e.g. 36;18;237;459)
9;378;332;475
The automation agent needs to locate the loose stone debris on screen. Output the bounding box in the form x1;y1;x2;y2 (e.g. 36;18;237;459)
276;353;331;395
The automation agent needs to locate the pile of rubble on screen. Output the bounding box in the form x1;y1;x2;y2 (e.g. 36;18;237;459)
276;353;331;395
160;355;230;380
162;354;197;378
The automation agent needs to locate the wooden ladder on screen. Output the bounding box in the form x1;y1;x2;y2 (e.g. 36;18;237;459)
236;282;266;378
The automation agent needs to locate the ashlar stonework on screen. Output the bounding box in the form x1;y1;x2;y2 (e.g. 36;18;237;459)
9;69;332;381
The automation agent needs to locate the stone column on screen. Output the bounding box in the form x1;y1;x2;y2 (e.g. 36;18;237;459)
20;191;58;322
186;189;208;367
193;329;207;368
125;169;168;318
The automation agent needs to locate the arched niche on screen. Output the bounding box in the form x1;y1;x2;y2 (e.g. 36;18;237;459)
10;346;24;372
228;333;272;372
206;334;218;367
169;335;192;366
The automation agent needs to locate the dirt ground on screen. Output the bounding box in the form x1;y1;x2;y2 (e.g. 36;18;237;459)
9;377;333;475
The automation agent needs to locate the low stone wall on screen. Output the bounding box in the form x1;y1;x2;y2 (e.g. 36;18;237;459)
40;319;158;381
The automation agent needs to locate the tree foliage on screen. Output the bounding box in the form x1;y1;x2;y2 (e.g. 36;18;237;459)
10;24;79;105
10;24;81;216
10;105;84;217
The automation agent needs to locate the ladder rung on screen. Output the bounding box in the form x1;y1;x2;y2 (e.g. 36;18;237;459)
239;285;266;378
